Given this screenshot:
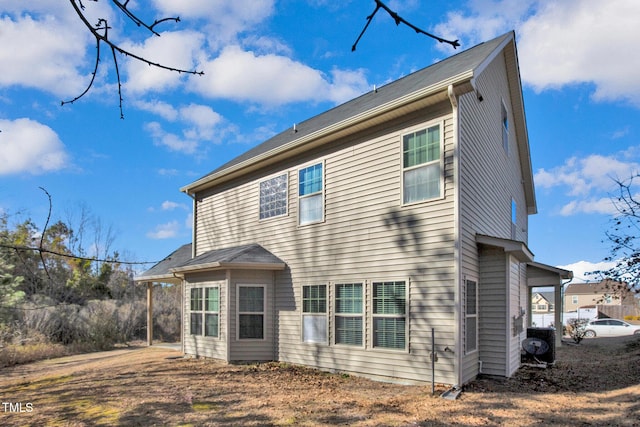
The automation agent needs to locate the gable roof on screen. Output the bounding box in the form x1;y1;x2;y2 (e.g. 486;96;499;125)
181;31;535;213
171;244;286;273
134;243;192;283
134;243;286;283
565;280;631;296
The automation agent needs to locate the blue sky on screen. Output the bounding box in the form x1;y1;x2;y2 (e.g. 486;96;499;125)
1;0;639;281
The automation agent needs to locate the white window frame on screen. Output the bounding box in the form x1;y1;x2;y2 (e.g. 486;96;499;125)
302;284;328;344
297;161;325;226
401;122;445;206
236;284;266;341
189;284;221;338
334;282;365;348
572;295;578;305
371;280;409;352
259;172;289;220
464;279;478;354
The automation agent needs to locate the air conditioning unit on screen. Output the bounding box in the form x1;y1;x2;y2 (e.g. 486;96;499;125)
522;327;555;364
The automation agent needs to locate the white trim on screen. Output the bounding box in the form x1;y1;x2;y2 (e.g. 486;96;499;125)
301;283;329;345
333;282;366;349
236;284;267;341
370;279;409;353
258;171;289;221
297;160;326;226
400;120;446;207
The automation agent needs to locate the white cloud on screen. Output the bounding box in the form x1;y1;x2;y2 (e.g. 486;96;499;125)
146;220;180;239
123;30;205;94
161;201;188;211
0;1;117;97
0;118;70;175
144;121;199;154
151;0;275;48
558;260;616;283
190;46;369;105
535;150;640;216
141;103;225;154
433;0;640;107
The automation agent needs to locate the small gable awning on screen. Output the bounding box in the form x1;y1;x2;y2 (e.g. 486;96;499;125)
476;234;534;263
134;243;286;284
527;261;573;287
170;244;286;274
134;243;193;284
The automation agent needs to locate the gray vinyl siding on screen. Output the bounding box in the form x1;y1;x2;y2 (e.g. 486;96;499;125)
458;50;530;381
478;247;507;376
193;105;458;384
183;272;227;360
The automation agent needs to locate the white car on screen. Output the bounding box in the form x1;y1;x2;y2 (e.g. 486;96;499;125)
583;319;640;338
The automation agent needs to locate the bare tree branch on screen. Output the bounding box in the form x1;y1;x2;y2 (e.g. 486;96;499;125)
352;0;460;52
63;0;204;118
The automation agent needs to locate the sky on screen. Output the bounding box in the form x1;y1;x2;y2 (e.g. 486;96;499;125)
1;0;639;282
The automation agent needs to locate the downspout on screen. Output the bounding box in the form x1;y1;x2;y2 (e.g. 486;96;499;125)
173;272;185;354
184;191;197;258
447;84;462;387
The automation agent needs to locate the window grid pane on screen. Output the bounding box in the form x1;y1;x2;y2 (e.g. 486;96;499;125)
402;125;441;203
190;312;202;335
190;288;202;311
336;283;363;313
239;314;264;339
239;287;264;312
205;313;219;337
373;317;405;349
303;285;327;313
205;287;219;312
299;164;323;196
260;174;287;219
373;281;406;315
335;316;363;346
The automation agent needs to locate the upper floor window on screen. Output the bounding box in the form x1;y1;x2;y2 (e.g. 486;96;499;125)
298;163;324;225
259;173;288;220
402;125;442;204
501;102;509;154
571;296;578;304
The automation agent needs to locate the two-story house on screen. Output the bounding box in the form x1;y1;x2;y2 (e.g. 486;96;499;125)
531;291;554;314
136;32;571;387
564;280;636;318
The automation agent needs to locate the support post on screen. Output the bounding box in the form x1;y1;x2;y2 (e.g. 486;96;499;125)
147;282;153;346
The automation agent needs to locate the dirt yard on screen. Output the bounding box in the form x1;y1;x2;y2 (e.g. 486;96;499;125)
1;336;639;426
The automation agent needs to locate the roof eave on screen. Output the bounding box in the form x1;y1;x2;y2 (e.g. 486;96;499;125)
181;72;475;195
171;261;286;274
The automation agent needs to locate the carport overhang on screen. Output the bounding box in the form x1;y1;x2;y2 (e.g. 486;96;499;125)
476;234;573;347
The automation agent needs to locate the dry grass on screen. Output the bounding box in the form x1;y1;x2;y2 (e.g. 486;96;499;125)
1;336;639;426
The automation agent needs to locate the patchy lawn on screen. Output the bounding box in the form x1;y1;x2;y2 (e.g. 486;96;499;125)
1;336;639;426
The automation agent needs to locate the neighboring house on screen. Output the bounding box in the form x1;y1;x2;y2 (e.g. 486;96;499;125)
564;280;636;317
531;291;554;314
136;32;571;387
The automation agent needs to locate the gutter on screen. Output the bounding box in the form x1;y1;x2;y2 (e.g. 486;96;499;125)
181;71;476;195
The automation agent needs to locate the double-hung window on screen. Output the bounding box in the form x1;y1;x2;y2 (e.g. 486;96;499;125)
260;173;288;220
335;283;363;346
298;163;323;225
302;285;327;343
464;279;477;353
402;125;442;204
190;286;220;337
372;281;406;350
238;285;265;339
